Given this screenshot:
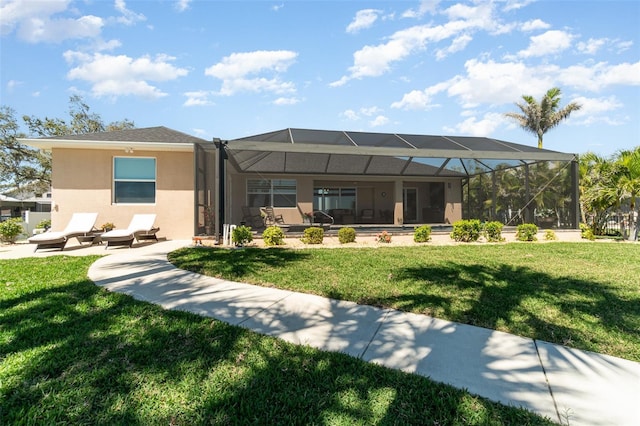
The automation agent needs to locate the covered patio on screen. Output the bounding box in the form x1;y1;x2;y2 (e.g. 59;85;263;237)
195;128;579;236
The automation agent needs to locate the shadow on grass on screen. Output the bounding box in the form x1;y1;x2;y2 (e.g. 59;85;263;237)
1;257;551;425
168;246;311;280
393;262;640;356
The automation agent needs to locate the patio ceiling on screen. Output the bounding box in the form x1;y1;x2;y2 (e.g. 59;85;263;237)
224;128;577;177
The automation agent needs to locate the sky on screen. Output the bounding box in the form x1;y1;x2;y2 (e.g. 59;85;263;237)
1;0;639;157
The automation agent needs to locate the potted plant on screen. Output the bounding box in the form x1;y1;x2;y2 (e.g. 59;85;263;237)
535;208;556;228
101;222;116;232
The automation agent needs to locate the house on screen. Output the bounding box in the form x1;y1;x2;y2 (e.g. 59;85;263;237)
21;126;579;240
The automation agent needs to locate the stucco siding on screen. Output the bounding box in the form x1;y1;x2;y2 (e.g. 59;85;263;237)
50;148;194;239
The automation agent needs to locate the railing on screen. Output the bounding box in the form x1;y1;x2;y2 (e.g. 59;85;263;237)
313;210;334;225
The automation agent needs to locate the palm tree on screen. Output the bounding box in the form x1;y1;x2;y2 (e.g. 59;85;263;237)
504;87;582;149
616;147;640;240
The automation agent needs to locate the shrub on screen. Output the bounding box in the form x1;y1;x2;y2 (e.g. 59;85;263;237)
483;221;504;242
516;223;538;241
376;230;392;243
580;223;595;241
36;219;51;229
0;218;24;243
544;229;558;241
413;225;432;243
301;227;324;244
338;227;356;244
262;226;285;246
450;219;482;242
231;225;253;246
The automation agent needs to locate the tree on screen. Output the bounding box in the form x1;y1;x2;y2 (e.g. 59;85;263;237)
504;87;582;149
0;106;50;194
1;96;135;193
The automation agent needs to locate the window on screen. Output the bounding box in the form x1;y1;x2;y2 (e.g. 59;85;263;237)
113;157;156;204
247;179;296;207
313;187;356;211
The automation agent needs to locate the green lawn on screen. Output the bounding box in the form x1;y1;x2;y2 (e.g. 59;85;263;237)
168;242;640;362
1;256;553;425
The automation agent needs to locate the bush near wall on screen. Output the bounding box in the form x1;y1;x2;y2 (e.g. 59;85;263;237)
450;219;482;242
338;227;356;244
483;221;505;242
516;223;538;241
413;225;432;243
301;227;324;244
262;226;285;246
232;225;253;246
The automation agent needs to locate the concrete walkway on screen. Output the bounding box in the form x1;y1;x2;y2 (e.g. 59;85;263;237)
5;240;638;425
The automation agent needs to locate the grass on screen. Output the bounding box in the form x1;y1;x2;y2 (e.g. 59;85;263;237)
0;256;554;425
168;242;640;362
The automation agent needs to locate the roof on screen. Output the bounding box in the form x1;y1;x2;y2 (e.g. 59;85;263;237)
20;126;209;152
225;128;577;177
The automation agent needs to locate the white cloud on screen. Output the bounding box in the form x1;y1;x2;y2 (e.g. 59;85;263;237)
6;79;22;92
360;106;382;116
514;30;574;58
435;34;472;60
520;19;550;32
332;3;501;86
273;97;300;105
0;0;68;36
205;50;298;96
346;9;381;34
272;3;284;12
577;38;607;55
184;90;214;106
402;0;439;19
502;0;536;12
341;109;360;120
558;61;640;91
370;115;389;127
114;0;146;26
64;51;189;99
391;81;450;110
175;0;191;12
340;106;385;123
614;40;633;53
445;112;503;136
569;96;625;125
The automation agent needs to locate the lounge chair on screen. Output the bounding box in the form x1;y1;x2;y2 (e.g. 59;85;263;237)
241;206;263;228
28;212;99;252
101;214;159;249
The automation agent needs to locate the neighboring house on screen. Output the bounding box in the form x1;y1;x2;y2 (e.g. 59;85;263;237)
21;126;579;240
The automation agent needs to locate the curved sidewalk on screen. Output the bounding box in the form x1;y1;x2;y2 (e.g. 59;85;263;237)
87;240;640;426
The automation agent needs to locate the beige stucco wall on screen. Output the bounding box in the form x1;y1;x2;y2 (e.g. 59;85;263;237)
50;148;194;239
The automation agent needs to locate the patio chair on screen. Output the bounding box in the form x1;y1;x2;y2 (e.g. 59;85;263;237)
241;206;263;228
260;206;285;226
28;212;99;252
101;214;159;249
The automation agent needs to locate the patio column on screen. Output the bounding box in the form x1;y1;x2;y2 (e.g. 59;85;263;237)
394;180;403;225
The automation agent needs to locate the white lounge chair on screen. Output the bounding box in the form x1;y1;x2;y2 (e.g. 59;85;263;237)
101;214;159;249
28;212;99;252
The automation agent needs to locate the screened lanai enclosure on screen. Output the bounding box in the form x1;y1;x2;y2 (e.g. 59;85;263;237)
195;128;579;236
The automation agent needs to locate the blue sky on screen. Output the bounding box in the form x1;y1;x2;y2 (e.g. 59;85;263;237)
1;0;638;156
